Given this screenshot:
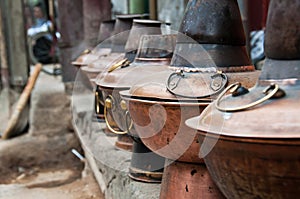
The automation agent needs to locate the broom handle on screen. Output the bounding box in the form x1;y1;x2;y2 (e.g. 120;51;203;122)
2;64;42;139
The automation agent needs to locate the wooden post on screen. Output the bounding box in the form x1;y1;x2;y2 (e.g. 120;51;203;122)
149;0;157;20
0;0;29;88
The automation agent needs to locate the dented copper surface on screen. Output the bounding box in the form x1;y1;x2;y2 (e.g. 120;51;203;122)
186;0;300;198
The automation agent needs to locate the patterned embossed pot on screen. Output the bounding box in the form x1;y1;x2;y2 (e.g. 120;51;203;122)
186;0;300;198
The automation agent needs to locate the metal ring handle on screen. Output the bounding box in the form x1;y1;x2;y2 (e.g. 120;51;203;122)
104;95;132;135
215;82;282;112
166;70;228;99
125;111;141;143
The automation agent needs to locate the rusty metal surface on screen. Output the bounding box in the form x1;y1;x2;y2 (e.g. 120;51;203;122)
160;160;225;199
264;0;300;59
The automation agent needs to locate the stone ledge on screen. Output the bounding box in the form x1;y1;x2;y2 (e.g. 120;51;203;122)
73;116;161;199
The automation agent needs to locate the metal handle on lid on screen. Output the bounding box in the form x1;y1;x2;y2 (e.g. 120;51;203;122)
166;70;228;99
215;82;285;112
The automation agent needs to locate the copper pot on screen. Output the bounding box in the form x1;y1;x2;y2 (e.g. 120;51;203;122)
186;0;300;198
120;0;259;164
120;0;259;198
96;34;176;181
97;34;176;134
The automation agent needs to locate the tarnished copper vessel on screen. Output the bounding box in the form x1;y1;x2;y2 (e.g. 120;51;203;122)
186;0;300;198
120;0;260;198
96;34;176;182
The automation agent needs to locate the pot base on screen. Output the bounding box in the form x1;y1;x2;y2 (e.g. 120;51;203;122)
129;139;164;183
129;167;163;183
160;160;224;199
115;134;133;151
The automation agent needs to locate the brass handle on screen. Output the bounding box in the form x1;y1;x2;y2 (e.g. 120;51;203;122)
215;82;285;112
104;95;132;135
108;58;130;73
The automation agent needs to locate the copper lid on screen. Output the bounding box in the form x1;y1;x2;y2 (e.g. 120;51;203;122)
96;34;177;89
120;0;258;102
71;48;111;66
187;0;300;139
186;80;300;138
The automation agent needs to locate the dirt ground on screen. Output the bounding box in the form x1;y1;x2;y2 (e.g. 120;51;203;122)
0;135;104;199
0;67;104;199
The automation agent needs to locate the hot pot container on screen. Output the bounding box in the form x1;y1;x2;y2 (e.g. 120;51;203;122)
120;0;260;198
96;19;171;136
96;33;176;182
74;14;145;120
186;0;300;198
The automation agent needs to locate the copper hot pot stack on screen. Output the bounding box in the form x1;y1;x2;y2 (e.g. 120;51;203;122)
96;19;177;182
186;0;300;198
120;0;260;198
